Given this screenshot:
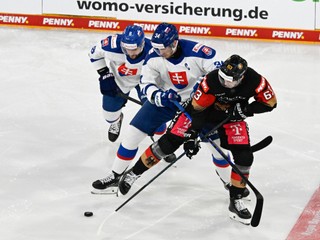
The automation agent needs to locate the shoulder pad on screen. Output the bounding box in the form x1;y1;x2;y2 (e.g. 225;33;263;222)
180;39;216;59
100;35;122;53
144;49;160;64
255;76;267;94
200;76;210;93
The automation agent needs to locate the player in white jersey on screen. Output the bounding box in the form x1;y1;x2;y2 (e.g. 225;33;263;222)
89;25;166;142
91;22;222;193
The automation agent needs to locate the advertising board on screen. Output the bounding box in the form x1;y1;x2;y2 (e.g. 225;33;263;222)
0;0;319;43
42;0;316;29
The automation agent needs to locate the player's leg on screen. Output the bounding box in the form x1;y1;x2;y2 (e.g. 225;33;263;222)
204;137;250;199
151;123;177;163
102;94;127;142
118;128;184;195
92;102;176;193
132;86;176;161
91;126;146;194
204;132;232;187
218;121;253;225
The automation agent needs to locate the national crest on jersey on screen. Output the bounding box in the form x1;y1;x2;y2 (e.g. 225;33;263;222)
102;38;109;47
118;63;138;76
202;46;213;56
168;71;188;89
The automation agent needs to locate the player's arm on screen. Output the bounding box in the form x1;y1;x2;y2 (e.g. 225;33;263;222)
89;35;125;75
246;76;277;115
181;77;216;158
89;42;107;71
198;45;224;73
185;77;216;130
190;76;216;111
140;56;161;102
88;36;118;96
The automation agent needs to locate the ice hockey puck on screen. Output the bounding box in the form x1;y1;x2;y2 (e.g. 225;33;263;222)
84;211;93;217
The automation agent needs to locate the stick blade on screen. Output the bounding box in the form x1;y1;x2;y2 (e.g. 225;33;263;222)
251;193;264;227
251;136;273;153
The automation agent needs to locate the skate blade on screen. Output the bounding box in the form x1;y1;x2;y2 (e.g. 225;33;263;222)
242;195;251;201
229;212;251;225
91;187;118;195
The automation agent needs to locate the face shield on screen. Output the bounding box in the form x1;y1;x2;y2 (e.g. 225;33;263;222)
151;41;178;58
218;69;243;88
120;41;144;59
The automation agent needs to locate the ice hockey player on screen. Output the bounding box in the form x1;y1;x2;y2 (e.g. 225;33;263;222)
91;22;223;193
89;25;166;142
118;54;277;225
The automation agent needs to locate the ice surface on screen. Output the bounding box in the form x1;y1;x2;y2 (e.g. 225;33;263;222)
0;27;319;240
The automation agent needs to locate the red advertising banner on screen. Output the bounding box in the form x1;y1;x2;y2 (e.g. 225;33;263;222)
286;186;320;240
0;13;319;43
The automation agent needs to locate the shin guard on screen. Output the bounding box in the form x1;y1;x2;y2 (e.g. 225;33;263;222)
231;165;250;188
141;145;162;168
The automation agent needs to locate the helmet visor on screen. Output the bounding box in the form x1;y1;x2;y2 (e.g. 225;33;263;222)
151;41;177;57
218;69;242;88
121;41;144;57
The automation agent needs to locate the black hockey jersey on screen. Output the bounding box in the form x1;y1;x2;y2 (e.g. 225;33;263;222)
187;67;277;130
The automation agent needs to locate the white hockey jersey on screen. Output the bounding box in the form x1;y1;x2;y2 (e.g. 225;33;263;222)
141;39;223;102
89;34;152;94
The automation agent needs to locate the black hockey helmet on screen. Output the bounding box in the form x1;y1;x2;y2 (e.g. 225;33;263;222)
218;54;248;88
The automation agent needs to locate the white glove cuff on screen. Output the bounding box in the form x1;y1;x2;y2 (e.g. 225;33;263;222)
154;91;164;107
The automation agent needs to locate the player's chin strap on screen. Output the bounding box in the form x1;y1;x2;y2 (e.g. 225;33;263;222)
172;100;265;227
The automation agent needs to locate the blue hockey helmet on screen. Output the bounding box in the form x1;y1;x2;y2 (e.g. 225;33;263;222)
218;54;248;88
151;23;179;53
121;25;145;56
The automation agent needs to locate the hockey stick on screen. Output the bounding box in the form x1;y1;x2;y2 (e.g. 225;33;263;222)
115;151;184;212
172;100;265;227
115;137;270;213
171;100;272;152
115;115;229;212
116;92;273;152
117;91;143;106
117;92;176;162
205;137;263;227
115;110;269;216
251;135;273;152
118;92;272;153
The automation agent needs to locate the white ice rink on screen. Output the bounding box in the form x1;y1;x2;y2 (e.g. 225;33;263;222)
0;27;319;240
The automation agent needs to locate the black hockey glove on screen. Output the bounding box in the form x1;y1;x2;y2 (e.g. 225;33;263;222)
97;67;118;97
183;129;201;159
228;103;252;122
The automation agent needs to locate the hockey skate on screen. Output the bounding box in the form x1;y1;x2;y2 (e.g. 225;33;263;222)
91;171;121;194
215;170;250;200
108;113;123;142
229;194;252;225
224;182;250;200
118;168;140;195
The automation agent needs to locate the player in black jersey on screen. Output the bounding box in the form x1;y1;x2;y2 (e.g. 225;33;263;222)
118;54;277;225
